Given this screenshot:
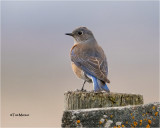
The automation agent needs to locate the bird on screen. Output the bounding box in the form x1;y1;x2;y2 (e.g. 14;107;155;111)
65;27;110;92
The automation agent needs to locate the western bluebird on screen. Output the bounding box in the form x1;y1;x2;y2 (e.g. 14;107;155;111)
66;27;110;92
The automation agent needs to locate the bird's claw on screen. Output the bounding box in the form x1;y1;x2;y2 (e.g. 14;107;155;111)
81;88;87;92
75;89;87;92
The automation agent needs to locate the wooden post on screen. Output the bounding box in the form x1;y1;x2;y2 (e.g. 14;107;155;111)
64;91;143;110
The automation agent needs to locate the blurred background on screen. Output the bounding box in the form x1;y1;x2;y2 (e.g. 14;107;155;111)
1;1;159;127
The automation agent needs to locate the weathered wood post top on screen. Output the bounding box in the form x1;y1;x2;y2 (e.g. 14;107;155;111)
64;91;143;110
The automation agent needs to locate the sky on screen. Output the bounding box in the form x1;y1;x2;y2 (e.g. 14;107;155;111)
1;1;159;127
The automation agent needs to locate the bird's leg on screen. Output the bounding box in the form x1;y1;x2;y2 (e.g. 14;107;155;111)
81;80;86;91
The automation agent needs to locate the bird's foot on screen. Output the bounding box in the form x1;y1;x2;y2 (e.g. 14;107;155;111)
81;88;87;92
75;89;87;92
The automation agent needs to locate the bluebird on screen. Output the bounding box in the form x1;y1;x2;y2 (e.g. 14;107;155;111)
66;27;110;92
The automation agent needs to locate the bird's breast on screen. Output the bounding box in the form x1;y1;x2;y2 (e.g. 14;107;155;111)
71;62;85;79
71;62;92;83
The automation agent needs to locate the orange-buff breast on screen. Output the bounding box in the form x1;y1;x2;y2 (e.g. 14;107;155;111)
71;62;84;79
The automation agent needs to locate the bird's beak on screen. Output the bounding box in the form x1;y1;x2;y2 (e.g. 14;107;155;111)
65;33;73;36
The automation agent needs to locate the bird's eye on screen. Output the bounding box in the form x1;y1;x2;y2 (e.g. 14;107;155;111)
78;31;83;35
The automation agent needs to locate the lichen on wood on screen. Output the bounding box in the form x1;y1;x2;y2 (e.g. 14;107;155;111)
62;103;160;127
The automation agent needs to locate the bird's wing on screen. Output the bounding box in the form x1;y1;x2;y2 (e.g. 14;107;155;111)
70;45;108;82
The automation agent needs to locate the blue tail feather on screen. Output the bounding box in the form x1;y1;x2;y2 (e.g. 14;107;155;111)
89;75;110;92
100;82;110;92
91;75;101;91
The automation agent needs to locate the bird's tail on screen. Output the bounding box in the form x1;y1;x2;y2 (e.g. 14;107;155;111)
91;75;110;92
91;76;101;91
97;80;110;93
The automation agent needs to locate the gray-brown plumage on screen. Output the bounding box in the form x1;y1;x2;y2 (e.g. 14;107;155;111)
66;27;110;92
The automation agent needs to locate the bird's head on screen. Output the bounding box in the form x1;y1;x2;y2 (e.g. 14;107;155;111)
65;27;95;44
